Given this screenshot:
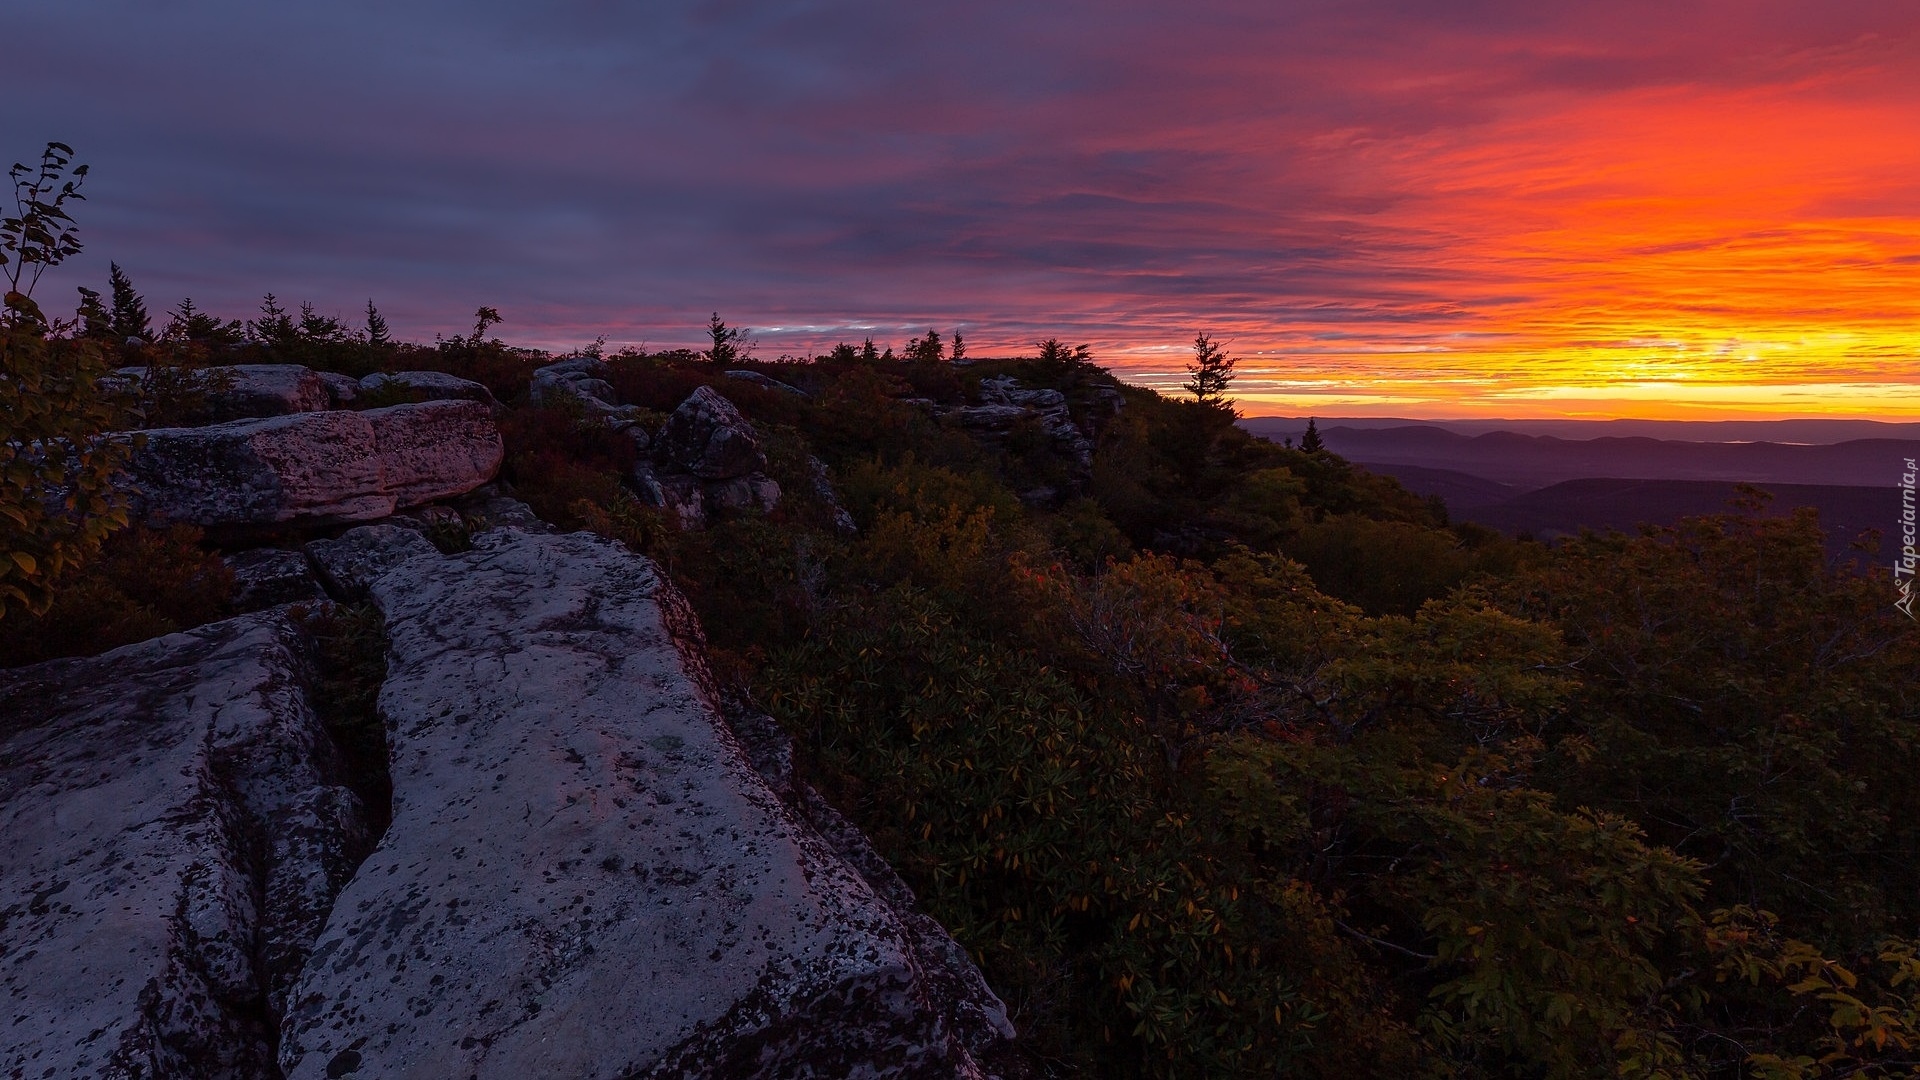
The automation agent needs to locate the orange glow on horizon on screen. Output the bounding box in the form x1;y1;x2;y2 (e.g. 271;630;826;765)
1105;66;1920;420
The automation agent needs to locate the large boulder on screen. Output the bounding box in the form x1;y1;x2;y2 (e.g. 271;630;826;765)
115;363;334;421
659;385;767;480
724;369;808;397
534;355;610;381
127;400;503;528
316;371;359;408
529;357;654;430
528;357;612;405
631;459;709;530
278;527;1012;1079
217;364;333;416
0;612;368;1079
359;369;497;405
954;377;1095;475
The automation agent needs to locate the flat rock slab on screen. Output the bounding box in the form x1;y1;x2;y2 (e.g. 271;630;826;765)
359;370;497;405
305;524;439;601
210;364;334;418
128;400;503;528
114;363;334;421
0;612;365;1080
280;527;1002;1078
226;547;327;610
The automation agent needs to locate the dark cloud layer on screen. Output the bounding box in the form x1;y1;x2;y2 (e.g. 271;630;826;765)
7;1;1919;414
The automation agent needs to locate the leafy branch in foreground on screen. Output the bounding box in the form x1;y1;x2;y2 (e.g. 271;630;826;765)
1;142;131;619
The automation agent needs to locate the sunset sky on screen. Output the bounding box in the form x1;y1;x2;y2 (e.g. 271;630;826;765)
9;0;1920;418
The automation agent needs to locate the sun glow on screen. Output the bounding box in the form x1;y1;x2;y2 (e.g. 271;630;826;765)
1108;76;1920;419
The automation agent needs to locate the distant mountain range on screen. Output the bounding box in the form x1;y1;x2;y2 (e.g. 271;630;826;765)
1241;419;1919;489
1467;478;1890;548
1240;418;1917;561
1243;416;1920;444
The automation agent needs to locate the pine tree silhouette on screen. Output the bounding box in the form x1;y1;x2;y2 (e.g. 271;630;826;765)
107;262;151;341
74;286;111;339
365;300;391;346
1299;417;1324;453
1182;332;1235;409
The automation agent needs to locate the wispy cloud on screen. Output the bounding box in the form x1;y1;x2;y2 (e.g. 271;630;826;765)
5;0;1918;416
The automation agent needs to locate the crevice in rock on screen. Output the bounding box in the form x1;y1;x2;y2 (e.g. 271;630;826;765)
1;610;389;1078
290;602;394;850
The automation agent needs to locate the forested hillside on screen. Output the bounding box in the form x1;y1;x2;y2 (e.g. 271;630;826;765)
8;292;1919;1078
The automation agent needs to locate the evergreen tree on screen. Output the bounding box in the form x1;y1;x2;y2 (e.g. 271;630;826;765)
859;337;879;362
364;299;390;346
904;328;944;363
106;262;151;341
74;286;112;339
248;293;296;348
1182;331;1235;408
828;342;859;363
950;329;966;362
1299;416;1324;453
297;301;346;343
1036;338;1093;366
1028;338;1087;385
164;297;243;347
705;311;745;365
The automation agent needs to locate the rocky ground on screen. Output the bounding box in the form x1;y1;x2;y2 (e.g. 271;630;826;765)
0;359;1022;1079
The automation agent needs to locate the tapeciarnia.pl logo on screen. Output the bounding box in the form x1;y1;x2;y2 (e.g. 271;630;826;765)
1898;457;1916;620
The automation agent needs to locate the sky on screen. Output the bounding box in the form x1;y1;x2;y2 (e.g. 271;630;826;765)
7;0;1920;419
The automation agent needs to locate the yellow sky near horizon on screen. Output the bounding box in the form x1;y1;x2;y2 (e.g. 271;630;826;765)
1101;77;1920;420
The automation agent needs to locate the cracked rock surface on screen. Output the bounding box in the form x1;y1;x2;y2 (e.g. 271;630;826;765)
0;612;367;1080
2;508;1014;1078
279;526;1010;1079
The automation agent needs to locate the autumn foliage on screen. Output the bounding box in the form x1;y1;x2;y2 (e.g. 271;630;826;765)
8;272;1917;1076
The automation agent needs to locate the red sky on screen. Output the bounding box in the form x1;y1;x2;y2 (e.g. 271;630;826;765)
10;0;1920;418
1140;31;1920;418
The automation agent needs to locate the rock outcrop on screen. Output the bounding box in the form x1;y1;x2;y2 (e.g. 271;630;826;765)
304;523;439;600
358;370;497;405
277;525;1012;1078
0;612;368;1079
5;454;1014;1076
807;455;858;534
724;369;808;397
225;547;327;610
975;375;1094;470
630;386;782;530
528;359;602;401
660;386;767;479
127;400;504;528
528;356;650;430
315;371;359;408
113;363;335;421
935;374;1127;503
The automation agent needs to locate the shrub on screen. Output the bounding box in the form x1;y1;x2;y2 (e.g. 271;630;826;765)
0;524;232;666
1;143;133;618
